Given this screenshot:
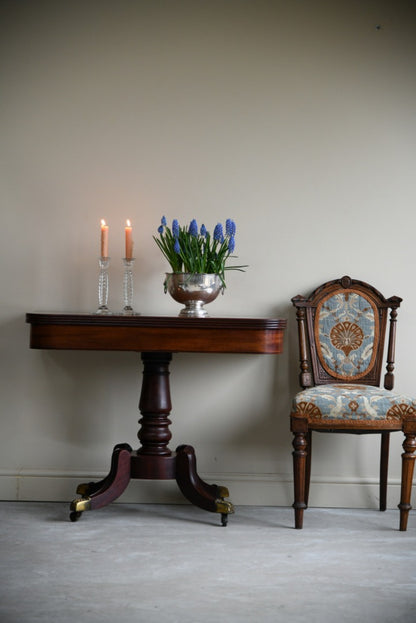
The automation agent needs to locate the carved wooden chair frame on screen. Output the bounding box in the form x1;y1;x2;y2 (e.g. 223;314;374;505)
291;275;416;530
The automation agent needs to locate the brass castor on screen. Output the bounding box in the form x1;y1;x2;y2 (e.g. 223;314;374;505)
216;496;233;526
69;496;91;522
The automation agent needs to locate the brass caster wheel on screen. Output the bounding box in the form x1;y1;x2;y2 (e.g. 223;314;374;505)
69;496;91;520
215;497;233;526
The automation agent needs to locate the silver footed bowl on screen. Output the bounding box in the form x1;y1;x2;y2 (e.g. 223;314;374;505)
164;273;223;317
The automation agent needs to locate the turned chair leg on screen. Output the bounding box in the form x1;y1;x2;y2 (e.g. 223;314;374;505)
398;430;416;531
305;430;312;508
292;430;308;529
379;432;390;511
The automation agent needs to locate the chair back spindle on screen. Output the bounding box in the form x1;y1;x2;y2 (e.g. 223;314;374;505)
384;303;401;390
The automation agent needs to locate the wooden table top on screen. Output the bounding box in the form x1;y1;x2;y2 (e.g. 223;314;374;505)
26;313;286;354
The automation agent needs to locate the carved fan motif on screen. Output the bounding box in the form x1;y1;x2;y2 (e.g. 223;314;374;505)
315;290;379;380
386;403;416;420
330;321;364;357
296;401;322;418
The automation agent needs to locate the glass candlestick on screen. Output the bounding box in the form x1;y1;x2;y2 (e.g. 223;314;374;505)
122;257;137;314
96;257;111;314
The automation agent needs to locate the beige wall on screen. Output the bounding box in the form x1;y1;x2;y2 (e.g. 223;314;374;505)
1;0;415;509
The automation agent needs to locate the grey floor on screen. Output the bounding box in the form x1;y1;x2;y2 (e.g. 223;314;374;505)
0;502;415;623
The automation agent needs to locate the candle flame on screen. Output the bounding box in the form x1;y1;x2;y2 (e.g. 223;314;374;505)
126;219;131;227
101;219;107;227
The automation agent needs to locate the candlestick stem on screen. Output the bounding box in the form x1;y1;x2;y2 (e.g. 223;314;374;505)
96;257;111;314
122;257;137;315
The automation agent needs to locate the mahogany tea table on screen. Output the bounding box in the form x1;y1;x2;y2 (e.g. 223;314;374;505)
26;313;286;525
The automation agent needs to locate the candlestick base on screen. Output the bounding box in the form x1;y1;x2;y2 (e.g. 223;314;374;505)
122;257;139;315
95;257;112;315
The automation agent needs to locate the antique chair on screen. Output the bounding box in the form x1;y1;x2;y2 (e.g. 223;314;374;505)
290;275;416;530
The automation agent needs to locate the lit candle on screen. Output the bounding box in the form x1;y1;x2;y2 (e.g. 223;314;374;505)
100;219;109;257
125;219;133;259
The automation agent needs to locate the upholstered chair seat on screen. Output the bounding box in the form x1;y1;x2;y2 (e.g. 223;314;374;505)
290;276;416;530
293;384;416;427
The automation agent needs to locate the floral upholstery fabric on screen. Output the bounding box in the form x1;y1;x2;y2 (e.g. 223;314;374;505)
293;384;416;426
316;291;378;381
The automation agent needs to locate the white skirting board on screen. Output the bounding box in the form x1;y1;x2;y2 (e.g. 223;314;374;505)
0;471;405;509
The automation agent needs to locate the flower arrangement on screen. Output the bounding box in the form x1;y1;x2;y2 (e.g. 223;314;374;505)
154;216;246;287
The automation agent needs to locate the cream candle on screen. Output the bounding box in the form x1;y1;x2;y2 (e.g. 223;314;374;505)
125;219;133;259
100;219;109;257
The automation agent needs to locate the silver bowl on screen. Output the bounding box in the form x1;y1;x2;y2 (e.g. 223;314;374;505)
164;273;223;317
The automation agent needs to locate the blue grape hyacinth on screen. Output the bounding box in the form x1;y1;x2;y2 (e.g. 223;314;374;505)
154;216;247;288
172;219;180;239
189;219;198;237
213;223;224;243
226;219;236;237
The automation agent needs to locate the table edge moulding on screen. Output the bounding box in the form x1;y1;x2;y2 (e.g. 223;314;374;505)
26;312;287;525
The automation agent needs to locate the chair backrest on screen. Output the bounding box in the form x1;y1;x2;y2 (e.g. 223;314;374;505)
292;276;402;390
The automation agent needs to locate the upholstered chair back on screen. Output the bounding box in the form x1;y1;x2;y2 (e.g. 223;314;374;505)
292;276;402;390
